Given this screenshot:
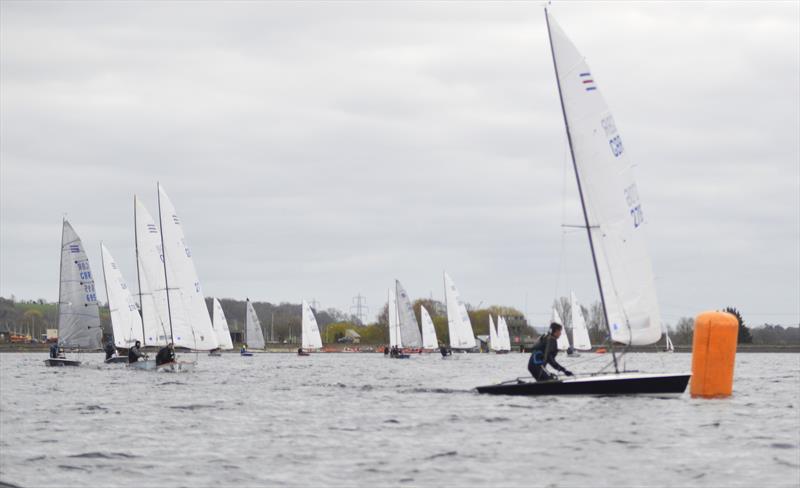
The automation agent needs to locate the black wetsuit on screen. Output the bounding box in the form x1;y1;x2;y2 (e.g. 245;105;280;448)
104;342;116;360
128;345;143;363
528;334;567;381
155;347;175;366
49;343;58;358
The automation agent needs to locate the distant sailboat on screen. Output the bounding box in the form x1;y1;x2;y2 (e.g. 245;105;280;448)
45;219;103;367
211;298;234;353
478;8;690;395
387;287;401;349
488;315;498;352
551;306;571;351
496;316;512;353
420;305;439;350
443;272;476;351
395;280;422;350
243;299;265;353
300;299;323;354
570;292;592;352
100;243;144;362
664;326;675;353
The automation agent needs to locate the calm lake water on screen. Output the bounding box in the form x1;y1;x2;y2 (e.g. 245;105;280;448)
1;352;798;487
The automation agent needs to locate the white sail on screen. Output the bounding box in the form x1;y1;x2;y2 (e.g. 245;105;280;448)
212;298;234;350
664;326;675;352
570;292;592;351
395;280;422;348
497;316;512;351
488;315;498;352
443;272;476;349
157;185;218;351
301;300;323;350
420;305;438;349
100;243;144;348
245;299;265;349
134;197;181;347
57;220;102;349
388;287;401;348
547;12;662;346
552;306;570;351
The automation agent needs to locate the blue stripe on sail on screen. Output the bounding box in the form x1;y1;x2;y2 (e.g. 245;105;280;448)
586;86;597;91
579;72;591;77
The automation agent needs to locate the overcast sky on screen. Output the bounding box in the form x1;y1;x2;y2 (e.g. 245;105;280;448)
1;1;798;328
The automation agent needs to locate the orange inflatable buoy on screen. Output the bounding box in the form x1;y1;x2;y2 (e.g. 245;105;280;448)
595;347;607;354
690;311;739;398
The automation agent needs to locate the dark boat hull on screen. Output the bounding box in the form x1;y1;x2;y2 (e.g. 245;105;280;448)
44;358;81;367
297;352;310;356
476;372;690;396
241;352;254;357
105;356;129;364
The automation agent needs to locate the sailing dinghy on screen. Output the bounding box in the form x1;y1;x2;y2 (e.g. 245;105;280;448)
299;299;323;355
478;9;689;396
420;305;439;350
242;298;264;356
45;219;103;367
100;243;145;364
210;298;234;356
444;272;477;352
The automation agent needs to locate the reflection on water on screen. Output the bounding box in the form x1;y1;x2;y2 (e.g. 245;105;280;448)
1;352;798;487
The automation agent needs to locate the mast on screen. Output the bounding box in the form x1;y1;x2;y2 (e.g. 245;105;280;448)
133;196;147;345
56;217;65;345
156;183;175;344
544;8;619;373
99;242;112;347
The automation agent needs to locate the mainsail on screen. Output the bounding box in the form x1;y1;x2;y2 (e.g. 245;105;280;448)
488;315;498;352
420;305;438;349
57;220;102;350
212;298;234;350
387;287;401;348
134;197;181;346
157;184;218;350
547;12;662;346
301;300;323;350
244;299;265;349
100;243;144;348
443;272;476;349
570;291;592;351
497;316;512;352
552;306;570;351
395;280;422;348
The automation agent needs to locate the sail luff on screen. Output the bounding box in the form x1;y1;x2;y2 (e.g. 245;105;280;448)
156;184;175;345
133;196;147;345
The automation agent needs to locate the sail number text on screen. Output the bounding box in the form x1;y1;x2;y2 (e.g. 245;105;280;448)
624;184;644;228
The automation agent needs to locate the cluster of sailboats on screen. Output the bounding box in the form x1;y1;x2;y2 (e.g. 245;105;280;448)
44;9;689;395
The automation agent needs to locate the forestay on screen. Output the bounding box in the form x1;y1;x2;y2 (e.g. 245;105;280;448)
157;185;218;350
301;300;323;350
570;291;592;351
212;298;234;350
443;272;476;349
245;299;265;349
395;280;422;348
100;243;144;348
420;305;438;349
58;220;102;350
547;12;662;345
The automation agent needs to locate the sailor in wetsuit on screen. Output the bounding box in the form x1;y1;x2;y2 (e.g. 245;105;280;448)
528;322;573;381
128;340;144;363
104;340;117;360
156;343;176;366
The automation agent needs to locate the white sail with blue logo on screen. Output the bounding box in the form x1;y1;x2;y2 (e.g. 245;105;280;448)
100;243;144;348
570;292;592;351
212;298;234;350
57;220;103;350
548;14;661;346
301;300;323;350
444;272;476;350
157;184;218;351
420;305;438;349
